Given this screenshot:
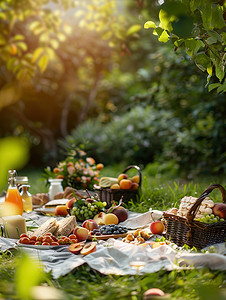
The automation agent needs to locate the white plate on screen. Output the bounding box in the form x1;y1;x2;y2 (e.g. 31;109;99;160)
16;243;68;250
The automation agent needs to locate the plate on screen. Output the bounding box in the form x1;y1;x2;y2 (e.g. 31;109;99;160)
16;243;68;250
34;207;56;216
88;232;127;240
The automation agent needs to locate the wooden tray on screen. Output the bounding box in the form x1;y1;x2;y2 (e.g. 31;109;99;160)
88;232;127;240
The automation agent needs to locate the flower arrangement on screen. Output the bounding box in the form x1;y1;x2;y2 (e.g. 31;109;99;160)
44;148;104;191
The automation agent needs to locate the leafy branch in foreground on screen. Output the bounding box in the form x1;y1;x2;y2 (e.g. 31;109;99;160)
144;0;226;93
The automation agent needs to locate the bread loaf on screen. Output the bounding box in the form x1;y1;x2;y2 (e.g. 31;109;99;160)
32;193;49;206
32;218;58;237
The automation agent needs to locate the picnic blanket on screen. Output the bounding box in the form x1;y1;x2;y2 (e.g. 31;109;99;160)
0;210;226;279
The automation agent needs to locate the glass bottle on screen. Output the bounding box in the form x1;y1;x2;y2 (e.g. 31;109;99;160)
5;170;24;215
48;179;63;200
20;185;32;213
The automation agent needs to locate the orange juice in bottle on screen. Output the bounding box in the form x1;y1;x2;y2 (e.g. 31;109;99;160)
5;170;24;215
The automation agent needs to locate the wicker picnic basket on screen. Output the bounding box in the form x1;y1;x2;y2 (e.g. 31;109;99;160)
163;184;226;249
96;165;142;207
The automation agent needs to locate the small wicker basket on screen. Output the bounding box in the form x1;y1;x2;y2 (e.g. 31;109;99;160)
163;184;226;249
96;165;142;207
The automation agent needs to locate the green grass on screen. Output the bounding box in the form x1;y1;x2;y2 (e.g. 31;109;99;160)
1;166;226;299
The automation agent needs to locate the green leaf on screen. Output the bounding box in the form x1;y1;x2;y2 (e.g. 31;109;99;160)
190;0;201;12
38;54;49;72
14;34;24;41
158;30;169;43
159;9;172;32
17;42;27;51
211;5;225;29
195;52;211;71
29;21;40;31
32;47;44;63
185;39;203;57
215;60;224;82
217;82;226;93
208;83;220;92
126;24;142;36
200;0;212;29
144;21;156;29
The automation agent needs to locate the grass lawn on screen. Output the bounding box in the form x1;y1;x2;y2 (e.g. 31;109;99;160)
0;166;225;299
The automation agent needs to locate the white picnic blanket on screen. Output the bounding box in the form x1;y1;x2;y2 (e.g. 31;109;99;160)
0;210;226;279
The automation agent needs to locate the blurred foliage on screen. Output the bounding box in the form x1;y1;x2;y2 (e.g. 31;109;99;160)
0;137;30;191
62;44;226;178
144;0;226;92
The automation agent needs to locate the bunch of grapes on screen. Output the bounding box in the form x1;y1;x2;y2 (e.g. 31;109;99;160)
196;213;224;224
71;199;107;222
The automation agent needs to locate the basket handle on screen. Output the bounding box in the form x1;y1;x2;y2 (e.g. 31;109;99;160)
122;165;142;187
187;184;226;222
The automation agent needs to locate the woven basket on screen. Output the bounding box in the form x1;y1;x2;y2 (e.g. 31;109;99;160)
163;184;226;249
96;165;142;207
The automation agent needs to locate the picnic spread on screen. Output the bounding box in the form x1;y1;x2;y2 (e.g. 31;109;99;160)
0;166;226;279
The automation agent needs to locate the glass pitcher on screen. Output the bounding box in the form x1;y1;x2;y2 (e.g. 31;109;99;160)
48;179;63;200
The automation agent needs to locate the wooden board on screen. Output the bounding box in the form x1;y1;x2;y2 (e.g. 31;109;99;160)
88;232;127;240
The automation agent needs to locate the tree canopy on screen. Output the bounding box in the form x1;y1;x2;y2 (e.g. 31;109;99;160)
144;0;226;93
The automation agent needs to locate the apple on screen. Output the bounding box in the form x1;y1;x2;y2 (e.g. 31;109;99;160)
66;198;76;209
213;203;226;219
55;205;68;216
150;221;165;235
143;288;170;300
68;243;83;255
111;206;128;222
93;212;106;225
85;197;95;204
117;173;128;183
131;182;139;190
82;219;99;231
119;179;132;190
73;227;89;242
103;213;119;225
110;183;120;189
80;242;97;256
131;175;140;184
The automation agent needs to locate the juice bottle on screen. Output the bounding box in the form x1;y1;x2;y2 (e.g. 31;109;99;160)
20;185;32;213
5;170;24;215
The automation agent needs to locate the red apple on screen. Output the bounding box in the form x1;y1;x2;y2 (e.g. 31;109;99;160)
213;203;226;219
111;206;128;223
73;227;89;242
80;242;96;256
66;198;76;209
150;221;165;235
85;197;94;204
68;243;83;255
82;219;99;231
117;173;128;183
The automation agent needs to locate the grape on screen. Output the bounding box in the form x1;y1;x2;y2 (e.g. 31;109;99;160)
204;212;208;217
205;215;210;221
220;218;224;222
210;214;215;219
